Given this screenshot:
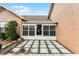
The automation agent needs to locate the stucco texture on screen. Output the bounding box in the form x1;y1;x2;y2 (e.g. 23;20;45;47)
0;10;22;36
50;3;79;53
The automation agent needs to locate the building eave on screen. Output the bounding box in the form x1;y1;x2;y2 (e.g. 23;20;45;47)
48;3;54;20
0;5;26;21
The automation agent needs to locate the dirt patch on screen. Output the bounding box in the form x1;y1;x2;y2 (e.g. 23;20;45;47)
0;39;13;46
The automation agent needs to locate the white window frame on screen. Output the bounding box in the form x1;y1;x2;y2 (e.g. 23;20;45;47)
22;24;56;40
22;24;36;36
42;24;56;36
0;22;6;32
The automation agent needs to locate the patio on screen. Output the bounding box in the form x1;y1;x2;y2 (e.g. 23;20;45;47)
6;40;72;54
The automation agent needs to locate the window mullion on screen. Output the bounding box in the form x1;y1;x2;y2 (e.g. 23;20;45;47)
49;25;50;36
28;25;29;36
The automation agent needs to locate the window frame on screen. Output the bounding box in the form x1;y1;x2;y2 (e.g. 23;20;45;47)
29;25;35;36
43;25;49;36
43;24;56;36
0;22;6;32
49;25;56;36
22;24;36;36
22;24;56;36
23;25;28;36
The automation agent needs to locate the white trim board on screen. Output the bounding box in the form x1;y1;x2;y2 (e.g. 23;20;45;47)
22;36;56;40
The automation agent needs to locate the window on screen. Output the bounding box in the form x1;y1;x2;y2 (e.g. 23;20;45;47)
23;24;56;36
43;25;56;36
23;25;35;36
0;24;5;32
50;26;56;36
23;25;28;30
29;25;35;36
23;31;28;36
43;26;49;30
29;26;35;30
43;26;49;36
23;25;28;36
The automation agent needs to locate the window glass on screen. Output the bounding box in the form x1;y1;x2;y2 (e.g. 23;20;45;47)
29;26;35;30
43;31;49;36
29;31;35;36
43;25;56;36
0;25;5;32
43;25;49;36
23;25;28;30
1;27;4;32
29;25;35;36
43;26;49;30
23;25;28;36
23;31;28;36
50;31;56;36
50;26;56;36
50;26;55;31
23;25;35;36
0;27;1;32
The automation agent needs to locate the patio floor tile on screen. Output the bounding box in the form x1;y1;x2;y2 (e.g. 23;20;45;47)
7;40;72;54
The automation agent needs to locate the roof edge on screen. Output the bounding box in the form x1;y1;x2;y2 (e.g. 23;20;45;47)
48;3;54;19
0;5;25;21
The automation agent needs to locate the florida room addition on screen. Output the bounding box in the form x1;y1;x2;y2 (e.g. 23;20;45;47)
1;3;79;54
22;15;56;40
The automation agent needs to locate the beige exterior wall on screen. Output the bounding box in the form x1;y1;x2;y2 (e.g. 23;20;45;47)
0;10;22;36
50;3;79;53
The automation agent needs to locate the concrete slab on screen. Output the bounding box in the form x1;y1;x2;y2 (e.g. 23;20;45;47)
6;40;72;54
40;48;48;53
50;49;60;53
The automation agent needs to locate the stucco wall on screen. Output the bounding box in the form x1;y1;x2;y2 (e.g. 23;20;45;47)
0;10;22;36
50;3;79;53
